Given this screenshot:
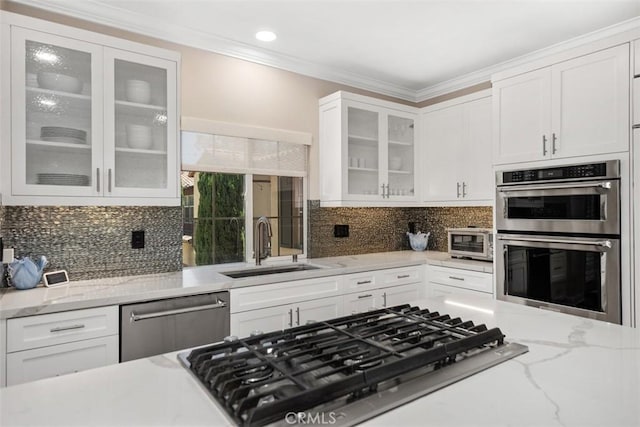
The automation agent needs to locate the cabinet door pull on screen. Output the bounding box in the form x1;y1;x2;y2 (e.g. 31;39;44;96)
383;292;387;307
397;274;410;279
456;182;461;198
50;324;85;333
357;294;373;299
462;182;467;198
108;168;112;193
448;276;465;281
296;307;300;326
288;309;293;327
552;133;557;154
542;135;548;156
356;280;372;285
96;168;100;192
381;184;385;197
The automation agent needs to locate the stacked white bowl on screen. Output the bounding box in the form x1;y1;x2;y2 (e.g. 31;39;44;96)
37;71;82;93
126;124;153;149
125;79;151;104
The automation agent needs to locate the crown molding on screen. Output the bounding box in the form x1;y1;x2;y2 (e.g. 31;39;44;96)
10;0;417;101
11;0;640;104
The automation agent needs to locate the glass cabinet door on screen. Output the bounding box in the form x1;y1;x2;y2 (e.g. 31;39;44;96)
104;48;177;198
387;114;415;199
346;106;380;197
11;27;102;197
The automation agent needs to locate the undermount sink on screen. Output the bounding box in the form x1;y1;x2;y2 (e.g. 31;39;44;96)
221;264;321;279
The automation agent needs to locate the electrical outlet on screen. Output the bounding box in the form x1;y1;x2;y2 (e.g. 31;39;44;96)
334;224;349;238
131;230;145;249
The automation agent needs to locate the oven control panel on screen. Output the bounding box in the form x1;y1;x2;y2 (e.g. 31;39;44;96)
502;162;611;184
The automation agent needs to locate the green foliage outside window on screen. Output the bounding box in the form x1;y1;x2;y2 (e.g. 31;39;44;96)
194;172;245;265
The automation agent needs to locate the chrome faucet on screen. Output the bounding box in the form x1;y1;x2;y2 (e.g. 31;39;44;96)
254;216;272;265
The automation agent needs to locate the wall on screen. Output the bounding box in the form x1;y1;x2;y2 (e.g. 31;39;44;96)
307;202;492;257
0;206;182;280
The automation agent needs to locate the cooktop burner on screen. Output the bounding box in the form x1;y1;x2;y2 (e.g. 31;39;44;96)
178;304;528;427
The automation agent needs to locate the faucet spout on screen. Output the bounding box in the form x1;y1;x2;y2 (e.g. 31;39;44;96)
255;216;273;265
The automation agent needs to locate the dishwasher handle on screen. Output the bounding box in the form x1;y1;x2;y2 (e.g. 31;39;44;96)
130;299;227;322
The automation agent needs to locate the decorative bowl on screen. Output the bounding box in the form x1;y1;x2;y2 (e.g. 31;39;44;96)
407;231;429;251
37;71;82;94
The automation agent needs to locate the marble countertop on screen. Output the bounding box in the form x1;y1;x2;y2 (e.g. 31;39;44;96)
1;294;638;427
0;250;493;319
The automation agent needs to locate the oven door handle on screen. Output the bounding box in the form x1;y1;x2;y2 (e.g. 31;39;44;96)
498;181;612;193
496;235;612;248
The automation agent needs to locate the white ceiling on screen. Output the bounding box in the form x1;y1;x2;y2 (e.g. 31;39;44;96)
13;0;640;101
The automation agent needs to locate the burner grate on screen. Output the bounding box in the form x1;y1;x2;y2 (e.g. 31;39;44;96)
182;304;513;427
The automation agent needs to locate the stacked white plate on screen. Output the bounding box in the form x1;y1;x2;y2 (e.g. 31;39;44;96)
37;173;89;186
41;126;87;144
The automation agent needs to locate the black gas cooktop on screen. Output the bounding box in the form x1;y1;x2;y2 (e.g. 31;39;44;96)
178;304;528;427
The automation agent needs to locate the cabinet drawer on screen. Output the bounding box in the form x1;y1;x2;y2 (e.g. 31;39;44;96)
428;283;493;300
343;272;378;293
6;335;119;386
428;266;493;294
379;266;422;287
7;306;118;353
230;276;342;313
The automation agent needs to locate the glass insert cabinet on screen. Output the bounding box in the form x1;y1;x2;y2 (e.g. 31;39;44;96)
8;26;178;203
319;92;419;206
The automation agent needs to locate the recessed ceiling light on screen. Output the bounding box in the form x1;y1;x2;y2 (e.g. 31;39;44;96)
255;30;277;42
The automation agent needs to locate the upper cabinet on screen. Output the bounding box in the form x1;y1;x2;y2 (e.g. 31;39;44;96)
421;91;493;204
1;16;180;205
493;44;629;165
319;92;419;207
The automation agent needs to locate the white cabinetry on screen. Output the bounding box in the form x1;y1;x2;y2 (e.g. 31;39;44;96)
426;265;493;299
422;91;492;204
230;266;422;336
319;91;419;206
230;276;343;337
343;266;422;315
1;16;180;205
6;306;119;386
493;44;629;164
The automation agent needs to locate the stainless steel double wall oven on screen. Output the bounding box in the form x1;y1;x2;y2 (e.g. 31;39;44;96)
495;161;621;324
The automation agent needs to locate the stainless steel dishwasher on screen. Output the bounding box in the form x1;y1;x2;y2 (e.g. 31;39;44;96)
120;292;229;362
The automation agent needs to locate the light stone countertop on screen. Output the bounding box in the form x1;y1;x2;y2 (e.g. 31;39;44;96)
1;293;638;427
0;250;492;319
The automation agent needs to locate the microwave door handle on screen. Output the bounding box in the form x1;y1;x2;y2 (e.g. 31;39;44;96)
498;181;612;193
497;235;612;248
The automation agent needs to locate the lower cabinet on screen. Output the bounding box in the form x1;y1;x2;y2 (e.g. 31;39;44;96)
6;335;119;386
230;296;343;337
426;265;493;299
230;266;423;336
5;306;119;386
343;284;419;315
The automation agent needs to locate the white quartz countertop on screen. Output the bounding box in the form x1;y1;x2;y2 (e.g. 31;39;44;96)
1;294;638;427
0;250;492;319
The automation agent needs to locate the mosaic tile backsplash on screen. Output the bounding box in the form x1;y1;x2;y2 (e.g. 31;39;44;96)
0;206;182;281
307;201;492;258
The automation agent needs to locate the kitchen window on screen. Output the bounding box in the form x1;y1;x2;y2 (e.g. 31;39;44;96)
180;121;310;267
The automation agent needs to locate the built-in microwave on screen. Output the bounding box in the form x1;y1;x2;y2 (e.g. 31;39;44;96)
447;228;493;261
